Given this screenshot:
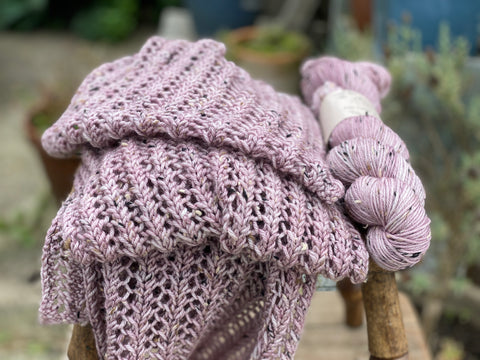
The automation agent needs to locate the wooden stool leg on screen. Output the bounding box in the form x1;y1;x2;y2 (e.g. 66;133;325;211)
362;261;408;360
67;324;99;360
337;278;364;327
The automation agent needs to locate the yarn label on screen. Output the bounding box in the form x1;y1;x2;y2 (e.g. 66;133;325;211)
319;89;379;142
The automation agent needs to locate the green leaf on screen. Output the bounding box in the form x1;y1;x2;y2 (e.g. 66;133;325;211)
0;0;47;29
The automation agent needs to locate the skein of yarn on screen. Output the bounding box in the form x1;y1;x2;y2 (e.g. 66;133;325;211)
301;57;431;271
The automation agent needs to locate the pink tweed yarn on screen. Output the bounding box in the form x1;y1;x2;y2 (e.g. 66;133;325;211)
301;56;391;116
40;38;369;359
301;57;431;271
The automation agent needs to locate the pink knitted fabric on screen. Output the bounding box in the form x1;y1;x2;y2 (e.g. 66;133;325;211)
39;37;369;359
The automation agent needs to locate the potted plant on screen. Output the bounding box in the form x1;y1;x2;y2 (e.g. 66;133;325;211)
25;91;80;203
222;26;311;94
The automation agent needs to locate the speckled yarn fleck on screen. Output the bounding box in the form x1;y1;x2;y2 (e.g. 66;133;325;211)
39;38;369;360
301;57;431;271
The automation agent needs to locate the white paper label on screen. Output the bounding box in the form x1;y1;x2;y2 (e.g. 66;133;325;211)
319;88;379;143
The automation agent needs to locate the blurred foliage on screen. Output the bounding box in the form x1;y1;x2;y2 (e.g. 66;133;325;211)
29;86;76;133
384;23;480;281
0;213;36;247
0;0;182;42
26;341;49;356
237;26;310;55
436;338;465;360
71;0;138;42
0;193;52;248
328;16;374;61
31;111;54;133
330;19;480;298
0;331;12;346
0;0;47;29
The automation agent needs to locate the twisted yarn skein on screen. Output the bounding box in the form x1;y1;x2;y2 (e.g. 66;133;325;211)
301;57;431;271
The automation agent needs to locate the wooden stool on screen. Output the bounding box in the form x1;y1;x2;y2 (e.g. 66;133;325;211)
338;261;409;360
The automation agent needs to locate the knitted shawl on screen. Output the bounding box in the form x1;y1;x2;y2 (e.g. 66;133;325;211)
40;37;369;360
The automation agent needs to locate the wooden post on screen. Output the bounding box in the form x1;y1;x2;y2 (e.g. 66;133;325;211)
362;261;409;360
67;324;99;360
337;278;364;327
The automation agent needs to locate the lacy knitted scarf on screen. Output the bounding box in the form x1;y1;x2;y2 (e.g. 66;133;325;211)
40;37;369;360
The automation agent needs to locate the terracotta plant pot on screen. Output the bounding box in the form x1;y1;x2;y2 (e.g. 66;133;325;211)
25;95;80;203
223;26;311;94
